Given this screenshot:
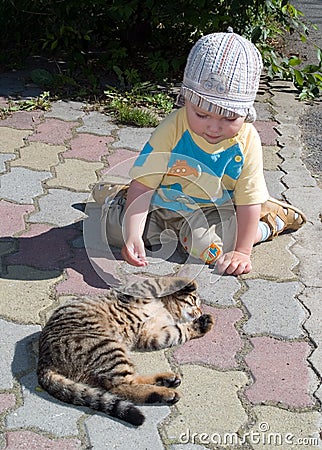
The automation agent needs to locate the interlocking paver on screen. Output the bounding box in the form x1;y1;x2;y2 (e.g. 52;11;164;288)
174;306;243;369
85;406;170;450
254;121;278;145
5;224;78;270
6;372;84;437
164;365;248;443
0;110;43;130
0;319;40;389
241;279;306;338
112;127;154;150
10;141;64;171
0;127;31;152
0;153;15;172
248;405;321;450
245;337;316;407
28;188;88;227
0;393;16;414
76;111;116;135
0;266;61;323
4;431;82;450
0;166;51;204
63;133;113;161
0;201;34;236
45;100;85;121
28;118;78;145
46;158;103;191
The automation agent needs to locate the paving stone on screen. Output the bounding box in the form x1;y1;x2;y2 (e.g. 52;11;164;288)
6;372;84;437
264;170;285;198
280;159;317;188
0;319;40;389
262;145;282;171
46;159;103;191
5;224;78;270
0;127;31;152
0;166;51;204
28;189;88;227
254;101;275;121
248;405;321;450
0;265;61;324
291;223;322;288
0;201;34;236
85;405;170;450
241;279;306;338
0;153;16;172
254;121;278;145
76;111;116;135
0;393;16;414
284;186;322;223
130;348;172;375
299;287;322;345
245;337;316;407
104;148;138;178
64;133;113;161
112;127;154;151
0;110;43;130
243;235;298;281
28;118;78;145
164;366;248;444
10;141;64;171
45;100;86;121
4;431;82;450
170;445;207;450
174;306;243;369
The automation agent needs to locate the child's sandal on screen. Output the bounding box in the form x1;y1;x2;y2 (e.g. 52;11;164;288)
260;197;307;240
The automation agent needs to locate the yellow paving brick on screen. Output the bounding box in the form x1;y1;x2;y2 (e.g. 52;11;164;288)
10;142;64;171
0;127;31;153
248;405;321;449
164;365;248;446
130;349;172;374
45;159;103;191
0;265;61;324
243;235;298;281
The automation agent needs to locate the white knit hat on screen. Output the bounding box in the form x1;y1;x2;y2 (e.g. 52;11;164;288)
177;32;263;122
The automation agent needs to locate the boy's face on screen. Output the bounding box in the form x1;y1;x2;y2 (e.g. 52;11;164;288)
185;101;245;145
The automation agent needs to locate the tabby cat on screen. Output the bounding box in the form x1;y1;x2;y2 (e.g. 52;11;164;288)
37;277;214;426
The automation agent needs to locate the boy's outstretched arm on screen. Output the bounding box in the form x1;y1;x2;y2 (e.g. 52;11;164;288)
216;204;261;275
121;179;155;266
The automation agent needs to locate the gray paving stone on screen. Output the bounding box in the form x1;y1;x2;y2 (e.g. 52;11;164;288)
28;188;88;227
76;111;116;135
299;288;322;346
6;372;84;437
254;101;275;121
264;170;285;198
85;405;170;450
112;127;154;151
0;167;52;204
241;279;307;338
170;445;207;450
0;153;15;173
45;100;86;121
0;319;40;389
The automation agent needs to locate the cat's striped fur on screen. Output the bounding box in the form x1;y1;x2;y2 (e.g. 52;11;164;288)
37;277;214;426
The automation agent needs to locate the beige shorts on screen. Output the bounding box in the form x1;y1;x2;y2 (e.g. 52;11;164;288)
100;188;237;264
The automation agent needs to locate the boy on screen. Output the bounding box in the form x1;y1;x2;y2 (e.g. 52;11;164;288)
95;31;306;275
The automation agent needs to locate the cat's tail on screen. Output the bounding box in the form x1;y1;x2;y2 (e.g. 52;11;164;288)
37;368;145;426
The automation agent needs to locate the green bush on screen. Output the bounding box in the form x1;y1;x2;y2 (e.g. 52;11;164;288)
0;0;321;99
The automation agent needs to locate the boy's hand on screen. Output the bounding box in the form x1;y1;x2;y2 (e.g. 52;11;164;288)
216;251;252;275
121;237;148;267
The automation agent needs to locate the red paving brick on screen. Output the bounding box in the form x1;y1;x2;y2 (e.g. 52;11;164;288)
0;111;43;130
174;306;244;369
28;119;78;145
254;120;279;145
104;148;137;178
245;336;315;407
0;393;16;414
6;224;78;269
0;201;34;236
64;133;114;161
4;431;81;450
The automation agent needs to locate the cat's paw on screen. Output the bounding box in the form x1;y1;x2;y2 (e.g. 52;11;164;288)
193;314;214;334
155;372;181;388
146;388;180;405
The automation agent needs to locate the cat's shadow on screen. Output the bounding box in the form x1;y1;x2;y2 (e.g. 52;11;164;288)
12;333;139;428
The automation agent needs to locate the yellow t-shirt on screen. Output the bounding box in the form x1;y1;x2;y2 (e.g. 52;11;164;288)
130;107;269;212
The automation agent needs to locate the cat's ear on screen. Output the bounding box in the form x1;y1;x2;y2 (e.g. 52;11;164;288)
174;278;198;294
116;292;136;303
